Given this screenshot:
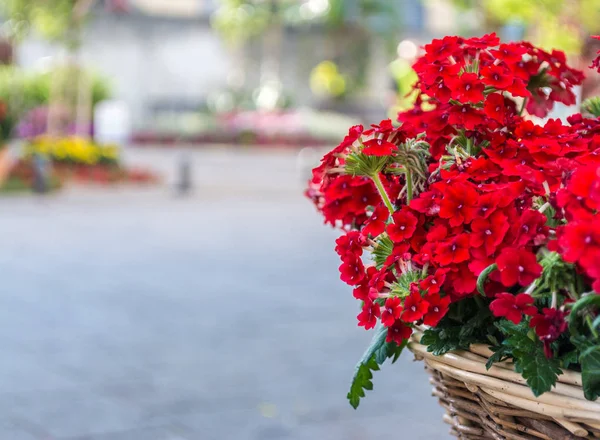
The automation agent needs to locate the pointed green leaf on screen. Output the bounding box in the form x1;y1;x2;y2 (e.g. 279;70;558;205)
571;336;600;401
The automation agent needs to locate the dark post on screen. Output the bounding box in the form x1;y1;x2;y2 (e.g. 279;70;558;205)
176;152;192;195
32;153;50;194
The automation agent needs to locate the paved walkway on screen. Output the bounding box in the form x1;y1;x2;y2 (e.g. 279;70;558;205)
0;147;446;439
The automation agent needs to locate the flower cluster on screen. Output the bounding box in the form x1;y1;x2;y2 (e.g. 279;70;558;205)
307;34;600;406
24;136;120;166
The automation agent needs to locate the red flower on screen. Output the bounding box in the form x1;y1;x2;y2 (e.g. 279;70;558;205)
448;73;484;103
401;285;429;323
335;231;365;258
357;300;381;330
439;183;478;226
435;233;471;266
512;209;548;247
381;296;402;327
490;43;527;63
448;105;485;130
495;248;542;287
483;93;507;122
489;292;537;324
470;211;509;255
423;293;450;326
386;320;413;345
481;64;513;89
530;308;568;358
419;270;448;295
362;204;390;237
339;256;365;286
362;138;396;156
423;36;461;60
387;209;418;242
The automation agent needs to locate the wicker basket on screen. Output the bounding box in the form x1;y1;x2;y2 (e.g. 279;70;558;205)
408;333;600;439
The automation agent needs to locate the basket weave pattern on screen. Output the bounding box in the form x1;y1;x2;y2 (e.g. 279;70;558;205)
409;335;600;439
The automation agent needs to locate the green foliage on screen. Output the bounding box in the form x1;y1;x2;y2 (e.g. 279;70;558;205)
348;355;379;409
344;152;389;177
497;321;562;397
348;325;407;408
533;252;578;300
2;0;84;46
421;298;495;356
477;263;497;296
571;336;600;401
389;269;422;297
568;294;600;334
0;65;111;111
582;97;600;118
485;345;512;370
453;0;600;54
372;235;393;269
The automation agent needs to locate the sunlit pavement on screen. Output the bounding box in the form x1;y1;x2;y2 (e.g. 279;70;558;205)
0;146;446;439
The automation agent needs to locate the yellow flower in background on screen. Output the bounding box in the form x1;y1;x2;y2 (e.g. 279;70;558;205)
24;136;121;166
310;61;347;98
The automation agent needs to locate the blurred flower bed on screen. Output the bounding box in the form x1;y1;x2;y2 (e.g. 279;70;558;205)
0;157;62;192
25;136;119;166
132;109;359;147
19;136;159;186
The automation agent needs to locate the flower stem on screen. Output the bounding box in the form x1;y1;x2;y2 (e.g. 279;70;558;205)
371;173;395;215
519;98;527;116
406;169;413;204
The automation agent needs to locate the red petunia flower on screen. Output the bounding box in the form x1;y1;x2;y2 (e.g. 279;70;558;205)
495;248;542;287
490;43;527;63
362;138;397;156
362;204;390;237
423;293;451;326
489;292;537;324
448;73;485;103
401;285;429;323
483;93;507;122
339;256;365;286
357;300;381;330
448;105;486;130
381;296;403;327
419;270;448;295
387;209;418;242
335;231;365;258
529;308;568;358
386;320;413;345
439;183;478;226
435;233;471;266
470;211;509;256
481;64;513;89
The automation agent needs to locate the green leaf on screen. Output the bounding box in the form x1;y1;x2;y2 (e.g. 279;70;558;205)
347;355;379;409
421;327;464;355
569;294;600;332
372;236;393;270
582;97;600;118
477;263;497;296
421;298;496;356
571;336;600;401
485;345;512;370
560;350;579;370
347;325;408;408
499;321;562;397
344;152;389;177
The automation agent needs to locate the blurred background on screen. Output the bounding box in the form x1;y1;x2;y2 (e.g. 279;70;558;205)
0;1;598;439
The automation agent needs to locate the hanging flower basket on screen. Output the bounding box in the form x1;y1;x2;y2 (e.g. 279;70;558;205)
409;333;600;439
306;33;600;439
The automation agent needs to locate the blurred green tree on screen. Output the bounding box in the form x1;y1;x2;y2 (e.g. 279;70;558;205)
212;0;403;107
449;0;600;55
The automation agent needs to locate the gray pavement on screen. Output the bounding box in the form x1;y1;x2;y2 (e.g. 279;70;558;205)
0;147;447;439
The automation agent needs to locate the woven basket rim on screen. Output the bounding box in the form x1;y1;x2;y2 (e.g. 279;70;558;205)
408;332;600;436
